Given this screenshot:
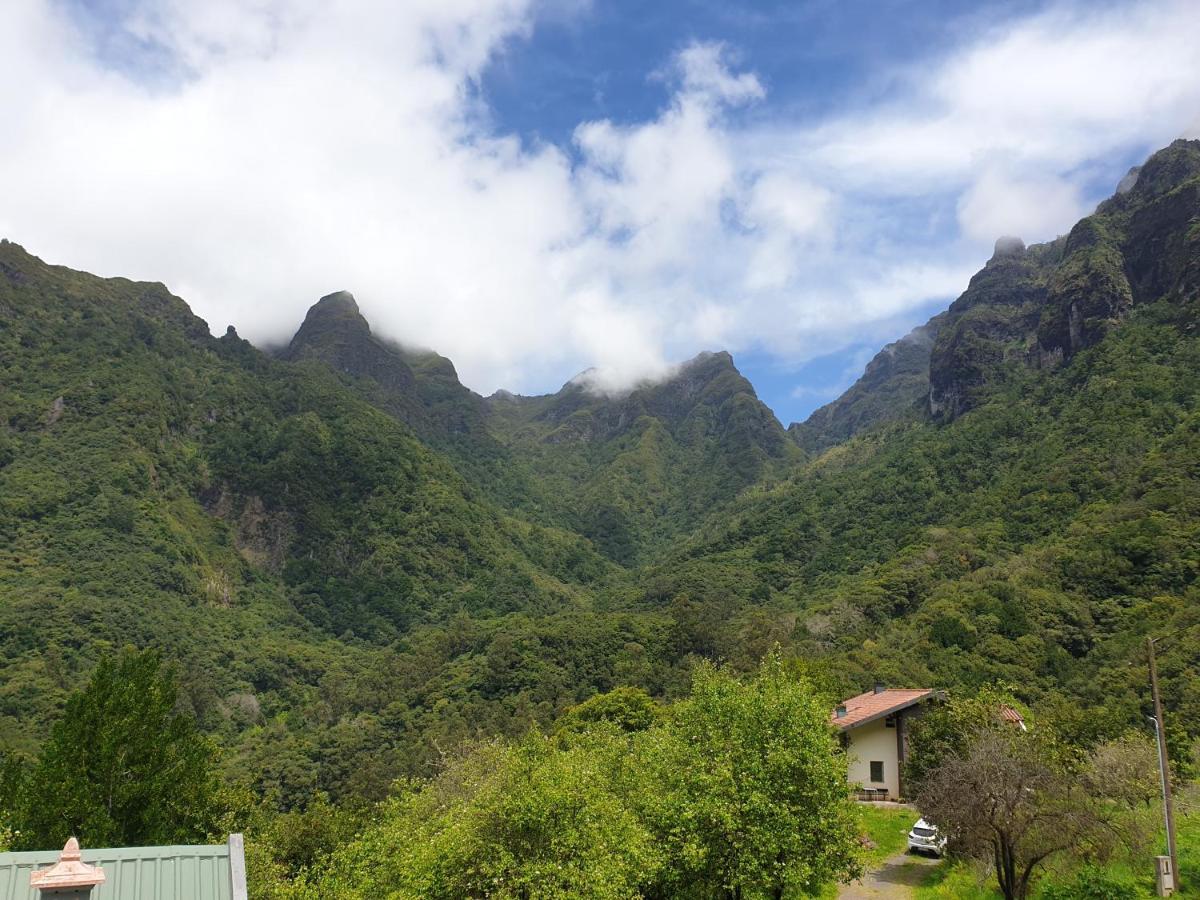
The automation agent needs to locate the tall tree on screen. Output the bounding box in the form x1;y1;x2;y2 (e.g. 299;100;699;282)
904;687;1027;794
16;647;221;849
293;733;660;900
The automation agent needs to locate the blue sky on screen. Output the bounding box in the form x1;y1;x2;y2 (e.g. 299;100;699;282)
483;0;1050;145
3;0;1198;424
475;0;1157;420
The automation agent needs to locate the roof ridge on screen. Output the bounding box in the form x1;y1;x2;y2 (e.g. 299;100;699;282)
831;688;939;731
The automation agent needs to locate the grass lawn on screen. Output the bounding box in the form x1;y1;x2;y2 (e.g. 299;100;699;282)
915;863;1001;898
857;803;920;867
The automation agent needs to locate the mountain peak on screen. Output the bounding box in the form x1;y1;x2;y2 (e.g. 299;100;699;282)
1123;138;1200;199
991;235;1026;260
679;349;736;374
297;290;366;331
667;350;752;401
313;289;359;312
533;347;786;457
280;291;415;394
285;291;369;348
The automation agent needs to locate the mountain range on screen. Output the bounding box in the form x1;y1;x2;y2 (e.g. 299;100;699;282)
1;139;1198;804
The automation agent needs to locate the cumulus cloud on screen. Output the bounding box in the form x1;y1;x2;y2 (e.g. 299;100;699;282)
1;0;1199;401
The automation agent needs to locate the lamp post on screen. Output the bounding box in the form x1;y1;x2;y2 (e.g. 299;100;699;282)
1147;636;1179;891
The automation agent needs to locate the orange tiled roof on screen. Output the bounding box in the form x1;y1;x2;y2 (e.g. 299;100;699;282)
832;688;935;730
999;705;1026;727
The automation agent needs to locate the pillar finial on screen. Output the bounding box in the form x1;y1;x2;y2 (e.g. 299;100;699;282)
30;837;106;891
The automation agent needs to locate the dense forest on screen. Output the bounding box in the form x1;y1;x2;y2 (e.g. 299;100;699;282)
1;139;1199;893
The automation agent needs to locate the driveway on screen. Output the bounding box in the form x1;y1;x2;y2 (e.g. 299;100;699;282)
838;850;942;899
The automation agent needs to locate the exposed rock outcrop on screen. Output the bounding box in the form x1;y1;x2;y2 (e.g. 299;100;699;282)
281;291;417;396
790;139;1200;434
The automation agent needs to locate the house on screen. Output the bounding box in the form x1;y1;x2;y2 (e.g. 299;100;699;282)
832;684;941;800
0;835;247;899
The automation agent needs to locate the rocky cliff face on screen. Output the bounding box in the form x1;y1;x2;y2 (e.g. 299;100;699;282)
804;140;1200;432
278;291;508;483
930;139;1200;421
281;291;418;398
926;238;1058;419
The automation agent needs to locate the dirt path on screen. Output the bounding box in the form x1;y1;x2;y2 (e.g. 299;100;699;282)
838;851;942;899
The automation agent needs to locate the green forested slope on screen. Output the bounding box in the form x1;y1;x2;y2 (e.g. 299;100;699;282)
1;139;1198;816
486;350;799;564
276;289;543;515
643;301;1199;722
0;242;643;798
632;138;1200;752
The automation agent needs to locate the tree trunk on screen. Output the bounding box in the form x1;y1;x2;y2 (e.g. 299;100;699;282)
993;839;1017;900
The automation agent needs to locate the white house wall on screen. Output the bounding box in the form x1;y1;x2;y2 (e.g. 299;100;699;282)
845;719;899;797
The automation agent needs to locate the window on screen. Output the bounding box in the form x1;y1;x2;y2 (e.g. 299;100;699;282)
870;761;885;783
885;713;897;728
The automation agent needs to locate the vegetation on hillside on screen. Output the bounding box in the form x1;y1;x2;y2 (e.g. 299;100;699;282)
1;140;1199;895
268;657;862;899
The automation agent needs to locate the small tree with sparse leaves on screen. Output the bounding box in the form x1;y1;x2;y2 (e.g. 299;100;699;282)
916;726;1113;900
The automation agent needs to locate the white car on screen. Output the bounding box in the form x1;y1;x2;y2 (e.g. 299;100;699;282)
907;818;947;856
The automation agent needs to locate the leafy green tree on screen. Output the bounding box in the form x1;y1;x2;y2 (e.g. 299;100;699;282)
265;793;363;876
241;793;363;900
294;655;861;899
1082;732;1160;810
557;686;661;735
904;687;1028;793
299;733;659;900
15;647;222;849
632;654;861;899
0;750;26;851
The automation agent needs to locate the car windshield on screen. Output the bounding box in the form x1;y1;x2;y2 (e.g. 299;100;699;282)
913;826;936;837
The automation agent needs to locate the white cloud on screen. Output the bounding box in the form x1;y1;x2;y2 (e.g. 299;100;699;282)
956;169;1086;245
673;41;765;106
741;173;834;291
797;0;1200;192
1;0;1199;405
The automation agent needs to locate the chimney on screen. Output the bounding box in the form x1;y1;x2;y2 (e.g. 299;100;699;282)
835;705;847;718
30;837;106;892
873;682;886;694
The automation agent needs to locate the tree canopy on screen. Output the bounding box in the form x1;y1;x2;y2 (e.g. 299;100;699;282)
288;657;861;900
10;647;222;849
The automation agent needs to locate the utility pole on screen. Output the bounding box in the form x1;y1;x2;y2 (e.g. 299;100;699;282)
1148;636;1179;890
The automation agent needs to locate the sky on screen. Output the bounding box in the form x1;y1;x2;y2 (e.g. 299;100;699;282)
3;1;1200;423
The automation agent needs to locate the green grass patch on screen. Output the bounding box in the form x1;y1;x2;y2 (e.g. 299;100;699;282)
915;861;1000;898
857;803;919;866
818;805;923;899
